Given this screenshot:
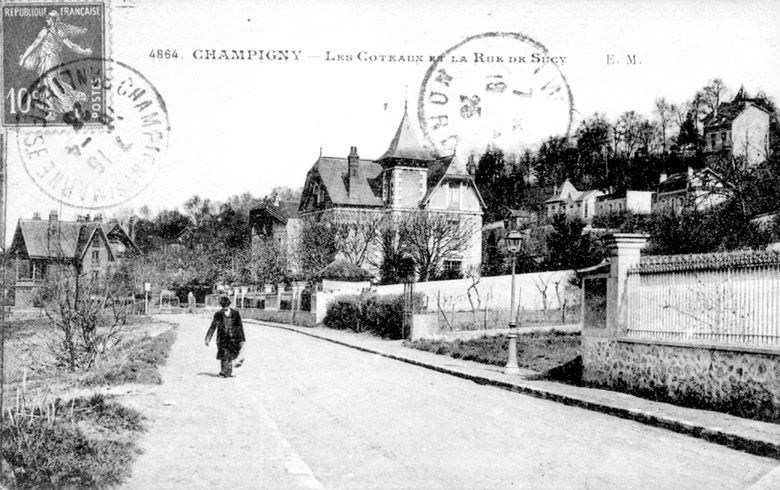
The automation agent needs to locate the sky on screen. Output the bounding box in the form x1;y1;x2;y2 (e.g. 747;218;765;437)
3;0;780;243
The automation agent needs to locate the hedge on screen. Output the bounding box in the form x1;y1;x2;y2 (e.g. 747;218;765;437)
323;292;424;339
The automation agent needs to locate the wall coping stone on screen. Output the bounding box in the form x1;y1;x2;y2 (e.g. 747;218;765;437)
618;336;780;357
632;249;780;274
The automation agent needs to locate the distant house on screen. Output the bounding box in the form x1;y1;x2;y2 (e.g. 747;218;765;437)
503;208;538;230
8;211;140;309
545;179;604;223
249;200;301;273
652;167;728;213
595;190;653;216
703;88;771;167
297;106;485;277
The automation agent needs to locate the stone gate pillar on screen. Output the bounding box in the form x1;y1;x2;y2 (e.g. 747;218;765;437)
605;233;649;338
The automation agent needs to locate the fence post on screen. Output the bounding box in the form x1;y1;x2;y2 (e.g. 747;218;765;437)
605;233;649;338
403;279;415;340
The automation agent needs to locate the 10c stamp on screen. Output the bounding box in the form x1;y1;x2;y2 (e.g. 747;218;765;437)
3;2;106;127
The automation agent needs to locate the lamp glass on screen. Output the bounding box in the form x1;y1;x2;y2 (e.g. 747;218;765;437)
505;230;523;255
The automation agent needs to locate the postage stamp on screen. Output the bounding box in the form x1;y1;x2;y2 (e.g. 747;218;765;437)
417;31;573;156
16;57;170;209
2;2;106;127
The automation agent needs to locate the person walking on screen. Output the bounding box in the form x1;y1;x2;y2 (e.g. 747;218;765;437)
205;296;245;378
187;291;196;313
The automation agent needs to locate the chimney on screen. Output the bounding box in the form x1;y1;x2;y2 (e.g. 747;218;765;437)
347;146;359;197
659;173;667;184
128;216;137;242
47;210;58;254
32;211;41;220
466;154;477;176
94;213;103;223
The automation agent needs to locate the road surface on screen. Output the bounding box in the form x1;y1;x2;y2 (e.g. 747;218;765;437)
123;314;778;489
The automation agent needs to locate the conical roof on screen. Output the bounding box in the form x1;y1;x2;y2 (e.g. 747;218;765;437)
315;259;374;281
378;105;435;162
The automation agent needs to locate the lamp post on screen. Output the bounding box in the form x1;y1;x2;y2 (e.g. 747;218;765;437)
504;230;523;375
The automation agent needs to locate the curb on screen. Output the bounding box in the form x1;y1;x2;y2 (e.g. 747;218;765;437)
247;319;780;460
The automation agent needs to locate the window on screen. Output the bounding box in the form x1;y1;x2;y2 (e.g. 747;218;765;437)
447;182;460;209
91;250;100;265
443;260;461;275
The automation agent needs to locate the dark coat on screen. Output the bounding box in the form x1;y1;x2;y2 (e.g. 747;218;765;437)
205;308;245;360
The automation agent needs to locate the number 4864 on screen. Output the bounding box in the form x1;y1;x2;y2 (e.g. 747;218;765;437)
149;49;178;60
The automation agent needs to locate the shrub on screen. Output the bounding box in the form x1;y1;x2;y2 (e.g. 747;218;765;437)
323;292;424;339
323;295;362;331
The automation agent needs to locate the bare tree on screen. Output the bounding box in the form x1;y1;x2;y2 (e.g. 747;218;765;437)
654;97;674;153
396;210;477;282
533;275;552;318
465;265;482;324
37;266;131;371
330;210;385;267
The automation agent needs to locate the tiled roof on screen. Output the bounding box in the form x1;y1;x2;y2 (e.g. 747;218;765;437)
316;156;383;207
252;200;300;224
704;100;770;129
378;106;436;162
10;219;134;259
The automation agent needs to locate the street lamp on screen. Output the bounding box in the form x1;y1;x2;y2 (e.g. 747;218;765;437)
504;230;523;375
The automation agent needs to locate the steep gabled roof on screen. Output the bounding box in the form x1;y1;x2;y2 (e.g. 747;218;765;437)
419;154;486;209
704;99;771;130
10;219;81;259
309;156;384;208
8;218;133;260
378;106;436;165
546;179;581;203
102;223;141;253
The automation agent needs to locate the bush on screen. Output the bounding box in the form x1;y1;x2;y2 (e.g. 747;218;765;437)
322;295;362;331
323;292;424;339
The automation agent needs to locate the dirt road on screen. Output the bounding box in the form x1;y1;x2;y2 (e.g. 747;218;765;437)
123;314;777;489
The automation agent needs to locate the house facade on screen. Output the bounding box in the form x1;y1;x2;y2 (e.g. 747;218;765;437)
595;190;653;216
545;179;604;223
297;106;485;278
8;212;140;309
703;90;771;167
652;167;728;213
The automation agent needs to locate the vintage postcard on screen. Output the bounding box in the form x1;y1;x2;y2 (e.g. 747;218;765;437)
1;0;779;488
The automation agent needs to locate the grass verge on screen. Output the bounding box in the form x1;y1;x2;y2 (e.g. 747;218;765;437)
80;329;178;386
1;315;177;488
2;393;146;489
404;331;582;380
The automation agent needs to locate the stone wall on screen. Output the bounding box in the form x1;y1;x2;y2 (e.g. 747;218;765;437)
582;336;780;421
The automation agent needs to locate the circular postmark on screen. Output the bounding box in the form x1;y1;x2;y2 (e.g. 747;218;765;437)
418;32;573;156
15;57;170;210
